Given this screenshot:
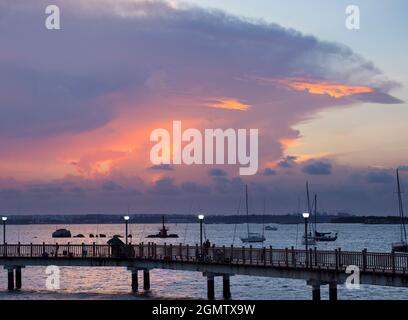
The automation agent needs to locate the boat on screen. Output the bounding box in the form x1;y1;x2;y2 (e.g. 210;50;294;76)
302;233;316;245
240;185;265;243
52;229;71;238
74;234;85;238
301;181;316;245
392;169;408;252
312;194;338;242
146;216;179;238
265;225;278;231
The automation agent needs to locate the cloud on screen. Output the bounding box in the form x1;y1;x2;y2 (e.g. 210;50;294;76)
208;168;228;177
278;156;298;168
366;171;394;184
149;164;174;171
262;168;276;176
0;0;403;214
302;160;332;175
101;180;124;191
148;177;180;196
266;77;374;98
205;98;250;111
181;182;211;194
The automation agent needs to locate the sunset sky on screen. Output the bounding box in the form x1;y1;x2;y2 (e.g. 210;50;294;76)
0;0;407;215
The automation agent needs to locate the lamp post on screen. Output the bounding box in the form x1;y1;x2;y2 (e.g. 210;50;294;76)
302;212;310;266
124;216;130;245
198;214;204;258
2;217;7;244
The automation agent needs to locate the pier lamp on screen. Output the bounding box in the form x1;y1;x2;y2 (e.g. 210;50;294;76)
2;216;7;244
198;214;204;258
124;216;130;245
302;212;310;266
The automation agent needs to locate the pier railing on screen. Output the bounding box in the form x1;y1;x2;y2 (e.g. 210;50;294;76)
0;243;407;274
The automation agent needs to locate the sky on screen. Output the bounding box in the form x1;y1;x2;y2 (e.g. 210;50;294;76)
0;0;407;215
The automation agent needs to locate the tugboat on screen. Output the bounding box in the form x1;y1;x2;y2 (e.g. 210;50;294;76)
52;228;71;238
146;216;179;238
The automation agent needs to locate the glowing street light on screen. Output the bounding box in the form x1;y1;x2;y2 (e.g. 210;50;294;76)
2;217;7;244
124;216;130;245
302;212;310;266
198;214;204;258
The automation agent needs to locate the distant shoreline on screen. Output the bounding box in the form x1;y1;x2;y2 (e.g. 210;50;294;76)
0;214;405;225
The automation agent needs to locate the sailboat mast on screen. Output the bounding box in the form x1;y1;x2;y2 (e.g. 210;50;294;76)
306;182;311;214
246;184;250;235
397;169;407;242
314;194;317;232
262;198;266;237
305;181;312;236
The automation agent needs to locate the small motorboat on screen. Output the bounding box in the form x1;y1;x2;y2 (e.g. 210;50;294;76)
52;229;71;238
147;216;179;238
314;231;338;242
265;225;278;231
240;232;266;243
74;234;85;238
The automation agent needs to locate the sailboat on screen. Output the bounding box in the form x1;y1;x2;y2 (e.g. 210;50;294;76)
313;194;338;242
240;185;266;243
392;169;408;252
302;181;316;245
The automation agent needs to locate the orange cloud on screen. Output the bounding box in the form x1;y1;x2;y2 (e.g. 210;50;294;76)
279;138;298;149
256;77;373;98
206;98;250;111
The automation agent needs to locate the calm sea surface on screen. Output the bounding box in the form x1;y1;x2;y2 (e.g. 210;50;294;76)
1;222;407;300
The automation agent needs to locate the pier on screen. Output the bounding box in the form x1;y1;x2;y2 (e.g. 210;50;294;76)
1;243;408;300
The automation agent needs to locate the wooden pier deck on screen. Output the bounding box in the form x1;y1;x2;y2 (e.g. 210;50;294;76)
1;243;408;300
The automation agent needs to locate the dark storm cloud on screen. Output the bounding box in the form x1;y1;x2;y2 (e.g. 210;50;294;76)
101;180;124;192
366;171;394;184
208;168;228;177
262;168;276;176
181;182;211;194
302;160;332;175
0;0;400;139
278;156;298;168
148;177;180;196
149;164;174;171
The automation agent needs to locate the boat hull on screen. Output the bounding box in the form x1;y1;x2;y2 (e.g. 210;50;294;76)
146;234;179;238
392;242;408;252
240;236;265;243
